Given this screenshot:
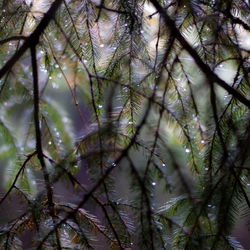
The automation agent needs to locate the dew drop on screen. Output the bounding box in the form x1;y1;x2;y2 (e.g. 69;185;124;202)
52;82;58;89
48;141;52;145
83;59;88;63
152;182;156;186
98;104;103;108
62;117;68;122
100;44;105;48
201;139;205;144
112;163;116;166
162;163;166;167
205;167;209;171
185;148;190;153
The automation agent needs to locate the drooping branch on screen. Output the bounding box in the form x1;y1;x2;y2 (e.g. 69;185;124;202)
149;0;250;109
30;43;61;249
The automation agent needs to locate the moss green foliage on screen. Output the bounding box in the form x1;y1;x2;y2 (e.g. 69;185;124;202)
0;0;249;249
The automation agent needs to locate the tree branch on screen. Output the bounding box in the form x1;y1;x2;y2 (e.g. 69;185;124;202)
149;0;250;108
30;43;61;249
0;0;62;79
0;151;36;206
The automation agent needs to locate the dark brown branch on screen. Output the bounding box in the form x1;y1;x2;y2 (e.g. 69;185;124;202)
30;44;61;249
0;35;27;45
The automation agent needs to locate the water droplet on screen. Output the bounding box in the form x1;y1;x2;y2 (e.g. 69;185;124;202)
162;163;166;167
49;76;52;80
48;141;52;145
247;183;250;186
55;64;59;68
185;148;190;153
201;139;205;144
112;163;116;166
56;132;60;136
52;82;58;89
152;182;156;186
208;204;212;208
83;59;88;63
100;44;104;48
130;242;133;246
62;117;68;122
128;121;133;125
205;167;209;171
98;104;103;108
219;64;223;68
124;23;128;27
140;30;144;34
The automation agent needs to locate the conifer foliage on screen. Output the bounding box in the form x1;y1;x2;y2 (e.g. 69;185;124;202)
0;0;249;249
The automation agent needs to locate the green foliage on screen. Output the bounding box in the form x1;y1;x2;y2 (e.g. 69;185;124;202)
0;0;249;249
